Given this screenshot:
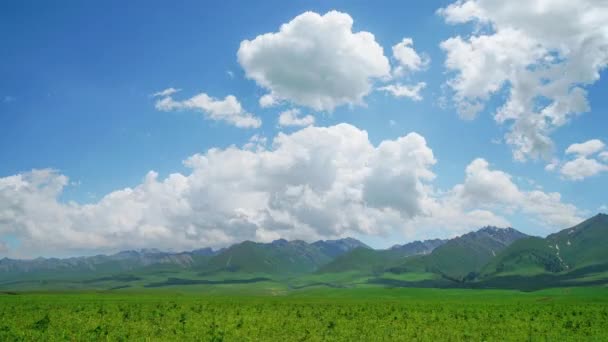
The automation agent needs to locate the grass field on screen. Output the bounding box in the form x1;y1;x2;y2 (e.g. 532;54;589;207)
1;286;607;341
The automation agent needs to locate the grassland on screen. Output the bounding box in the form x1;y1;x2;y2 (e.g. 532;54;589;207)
1;286;607;341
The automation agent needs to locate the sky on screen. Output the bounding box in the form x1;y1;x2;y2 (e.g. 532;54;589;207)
1;0;607;258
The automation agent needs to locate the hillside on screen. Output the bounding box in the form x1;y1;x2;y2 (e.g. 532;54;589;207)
480;214;608;279
392;227;529;281
0;237;371;280
428;227;529;280
317;248;397;274
545;213;608;268
200;239;331;275
312;238;371;258
201;238;371;275
389;239;446;255
318;238;447;275
0;249;212;282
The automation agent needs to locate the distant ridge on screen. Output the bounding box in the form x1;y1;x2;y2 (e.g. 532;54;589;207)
480;213;608;278
312;237;372;258
318;238;448;274
0;237;371;278
324;226;529;279
1;214;607;291
392;226;529;281
390;239;446;255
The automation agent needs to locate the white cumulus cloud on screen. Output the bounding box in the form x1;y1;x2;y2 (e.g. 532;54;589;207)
259;94;278;108
378;82;426;101
278;109;315;127
449;158;582;227
560;157;608;181
439;0;608;161
392;38;430;76
557;139;608;180
545;158;560;172
237;11;391;111
0;125;583;256
154;91;261;128
402;158;583;239
0;125;435;255
565;139;606;157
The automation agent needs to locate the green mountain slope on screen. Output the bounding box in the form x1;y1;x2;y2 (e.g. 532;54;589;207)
479;237;565;277
201;238;369;275
394;227;529;281
200;240;328;275
545;213;608;268
312;238;371;258
317;239;447;275
317;248;398;275
389;239;446;255
481;213;608;278
0;250;211;282
0;237;371;282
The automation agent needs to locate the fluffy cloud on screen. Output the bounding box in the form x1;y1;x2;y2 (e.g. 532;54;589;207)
259;94;277;108
565;139;606;156
558;139;608;180
378;82;426;101
392;38;429;76
0;124;436;255
243;134;268;152
362;133;436;216
401;158;583;239
449;159;582;227
379;38;429;101
0;124;584;256
455;159;522;206
439;0;608;161
560;157;608;181
154;89;261;128
237;11;390;111
278;109;315;127
544;159;560;172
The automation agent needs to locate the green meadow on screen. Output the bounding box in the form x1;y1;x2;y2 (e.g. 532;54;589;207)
1;286;607;341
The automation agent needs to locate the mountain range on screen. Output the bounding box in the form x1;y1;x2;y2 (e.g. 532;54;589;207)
1;214;607;291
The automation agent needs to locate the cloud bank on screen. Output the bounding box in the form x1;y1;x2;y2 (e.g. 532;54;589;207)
0;124;582;257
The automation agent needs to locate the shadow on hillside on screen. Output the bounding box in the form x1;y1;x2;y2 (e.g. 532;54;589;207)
369;263;608;291
144;277;271;288
288;282;347;290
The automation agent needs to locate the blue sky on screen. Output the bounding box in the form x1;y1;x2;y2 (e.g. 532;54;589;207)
1;0;607;257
